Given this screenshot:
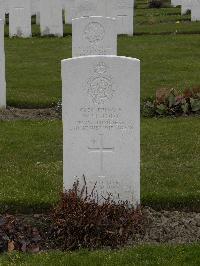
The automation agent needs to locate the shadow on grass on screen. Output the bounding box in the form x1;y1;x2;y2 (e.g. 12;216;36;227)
1;195;200;214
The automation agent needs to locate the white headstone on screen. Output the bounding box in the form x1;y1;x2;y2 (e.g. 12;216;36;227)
111;0;134;35
62;55;140;206
9;0;32;38
31;0;39;15
63;0;75;24
36;12;40;25
31;0;40;25
40;0;63;37
191;0;200;21
0;19;6;108
72;0;134;35
171;0;182;6
73;0;103;18
72;16;117;57
0;0;5;22
4;0;8;14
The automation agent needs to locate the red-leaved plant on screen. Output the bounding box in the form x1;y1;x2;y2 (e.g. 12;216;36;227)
142;87;200;117
50;179;144;250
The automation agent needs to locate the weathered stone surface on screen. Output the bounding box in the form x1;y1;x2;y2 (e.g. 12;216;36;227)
110;0;134;35
0;0;5;21
62;55;140;206
72;0;134;35
31;0;39;15
63;0;75;24
72;0;103;18
72;16;117;57
9;0;32;38
40;0;63;37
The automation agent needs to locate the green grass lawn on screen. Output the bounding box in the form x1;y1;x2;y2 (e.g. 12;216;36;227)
0;120;62;212
3;1;200;107
1;0;200;261
0;118;199;213
0;245;200;265
5;37;71;107
5;34;200;107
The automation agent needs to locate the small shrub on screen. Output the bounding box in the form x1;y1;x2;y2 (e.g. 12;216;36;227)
148;0;169;8
50;180;144;250
185;9;191;15
142;87;200;117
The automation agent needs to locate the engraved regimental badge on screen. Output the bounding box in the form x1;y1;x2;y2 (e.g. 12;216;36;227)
84;22;105;44
86;62;116;105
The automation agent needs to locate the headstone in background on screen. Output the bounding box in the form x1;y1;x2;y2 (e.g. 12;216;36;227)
63;0;75;24
72;0;103;19
4;0;9;15
31;0;40;25
0;0;5;22
0;19;6;108
72;0;134;35
36;12;40;25
112;0;134;35
31;0;39;16
62;55;140;206
9;0;32;37
191;0;200;21
171;0;182;7
72;16;117;57
40;0;63;37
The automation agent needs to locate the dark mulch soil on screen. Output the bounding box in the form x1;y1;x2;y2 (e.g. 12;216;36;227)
0;107;61;120
1;207;200;253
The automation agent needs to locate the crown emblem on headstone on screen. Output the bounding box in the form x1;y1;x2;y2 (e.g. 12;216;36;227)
94;62;108;74
84;22;105;43
86;62;116;105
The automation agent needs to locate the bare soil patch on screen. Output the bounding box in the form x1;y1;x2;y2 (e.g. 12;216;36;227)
141;207;200;244
0;107;61;121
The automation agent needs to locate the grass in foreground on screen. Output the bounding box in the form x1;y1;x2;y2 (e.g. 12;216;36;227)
0;245;200;266
0;120;62;212
141;117;200;209
0;117;199;212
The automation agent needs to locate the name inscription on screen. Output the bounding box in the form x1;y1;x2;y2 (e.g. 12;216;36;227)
70;107;134;131
86;177;133;203
78;45;107;56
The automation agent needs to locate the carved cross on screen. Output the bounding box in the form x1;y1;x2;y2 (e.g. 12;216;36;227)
88;134;114;173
